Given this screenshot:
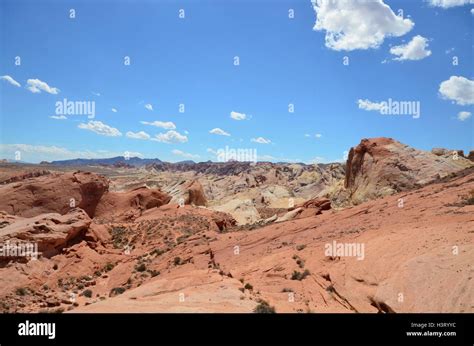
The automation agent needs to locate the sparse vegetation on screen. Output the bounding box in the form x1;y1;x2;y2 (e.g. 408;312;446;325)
110;287;126;297
104;262;115;272
296;244;306;251
291;269;310;281
15;287;28;296
281;288;294;293
135;263;147;272
173;257;182;266
244;283;253;290
82;289;93;298
253;300;276;313
463;189;474;205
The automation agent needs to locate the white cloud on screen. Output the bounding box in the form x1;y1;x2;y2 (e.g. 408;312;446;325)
126;131;150;140
0;143;142;163
457;111;472;121
26;78;60;94
304;134;311;137
230;111;247;120
471;8;474;14
111;108;118;113
145;104;153;111
439;76;474;105
153;130;188;143
92;91;101;96
251;137;271;144
315;133;322;138
312;0;414;51
357;99;384;112
78;121;122;137
390;35;432;61
0;75;21;87
141;120;176;130
50;115;67;120
427;0;474;8
172;149;200;159
209;128;231;136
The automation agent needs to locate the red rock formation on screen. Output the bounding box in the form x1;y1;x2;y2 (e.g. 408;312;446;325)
94;186;171;222
344;137;473;203
0;171;109;218
0;208;91;261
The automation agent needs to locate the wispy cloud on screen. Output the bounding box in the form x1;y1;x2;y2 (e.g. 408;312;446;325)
209;128;231;136
251;136;271;144
152;130;188;143
126;131;151;140
78;121;122;137
145;103;153;111
141;120;176;130
0;75;21;87
457;111;472;121
50;115;67;120
230;111;247;120
26;78;60;94
111;108;118;113
172;149;200;159
358;99;384;112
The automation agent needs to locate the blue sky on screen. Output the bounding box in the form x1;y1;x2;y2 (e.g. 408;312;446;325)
0;0;473;163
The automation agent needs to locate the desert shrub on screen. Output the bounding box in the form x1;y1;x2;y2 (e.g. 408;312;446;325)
253;300;276;313
104;262;115;272
296;244;306;251
110;287;126;297
82;289;93;298
244;283;253;290
135;263;147;272
15;287;28;296
173;257;182;266
291;269;310;281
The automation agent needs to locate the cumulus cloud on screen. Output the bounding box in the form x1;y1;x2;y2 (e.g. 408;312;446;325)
145;104;153;111
172;149;200;159
153;130;188;143
140;120;176;130
230;111;247;120
209;128;231;136
357;99;385;112
312;0;414;51
126;131;150;140
315;133;322;138
26;78;60;94
251;137;271;144
78;121;122;137
50;115;67;120
0;75;21;87
457;111;472;121
439;76;474;105
427;0;474;8
390;35;432;61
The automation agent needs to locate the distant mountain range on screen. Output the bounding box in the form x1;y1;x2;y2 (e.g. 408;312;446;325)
48;156;166;167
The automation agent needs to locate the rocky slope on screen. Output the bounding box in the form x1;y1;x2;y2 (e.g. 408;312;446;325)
344;137;473;204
